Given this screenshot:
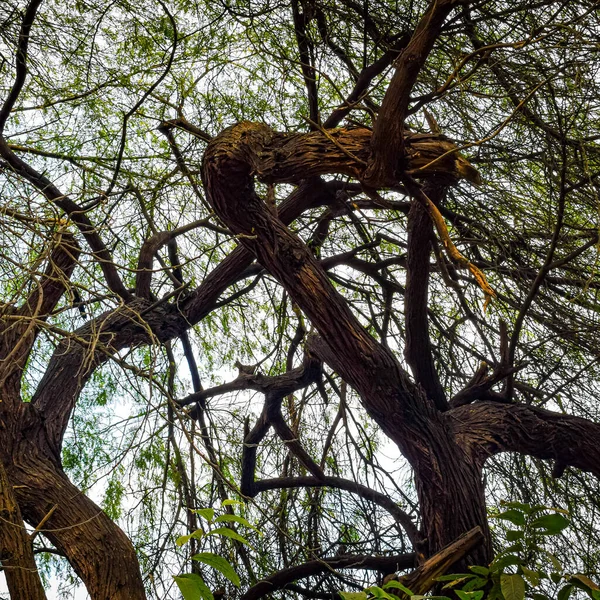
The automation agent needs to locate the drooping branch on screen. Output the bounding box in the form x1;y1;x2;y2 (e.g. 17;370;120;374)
451;401;600;477
239;553;415;600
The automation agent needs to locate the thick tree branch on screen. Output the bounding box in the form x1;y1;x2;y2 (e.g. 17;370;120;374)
451;401;600;476
363;0;460;186
11;438;146;599
404;179;449;410
240;553;415;600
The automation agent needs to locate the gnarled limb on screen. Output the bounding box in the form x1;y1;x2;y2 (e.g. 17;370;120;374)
451;401;600;476
11;435;146;600
203;122;493;564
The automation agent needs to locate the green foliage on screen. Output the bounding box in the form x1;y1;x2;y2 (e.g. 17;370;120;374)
422;503;599;600
174;504;259;599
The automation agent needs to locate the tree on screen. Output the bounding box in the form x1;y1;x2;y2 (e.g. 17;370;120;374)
1;0;600;598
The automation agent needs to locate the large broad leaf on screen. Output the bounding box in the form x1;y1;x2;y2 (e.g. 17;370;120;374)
500;574;525;600
570;574;600;591
173;573;214;600
338;593;368;600
382;580;414;595
192;508;215;523
191;552;240;587
207;526;253;548
530;513;570;535
214;514;261;533
493;509;526;526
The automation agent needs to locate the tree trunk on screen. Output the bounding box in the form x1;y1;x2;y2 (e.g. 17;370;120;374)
6;410;147;600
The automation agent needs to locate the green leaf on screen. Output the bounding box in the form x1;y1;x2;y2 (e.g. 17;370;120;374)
500;573;525;600
530;513;570;535
191;552;240;587
173;574;214;600
544;552;563;573
557;584;574;600
176;534;192;547
570;574;600;591
456;591;483;600
221;499;244;508
338;593;367;600
214;514;261;533
499;501;533;515
531;594;550;600
492;554;522;572
462;577;488;592
492;509;526;526
506;530;524;542
207;527;253;547
520;566;540;587
469;566;489;576
364;585;398;599
436;573;475;582
192;508;215;523
382;580;414;595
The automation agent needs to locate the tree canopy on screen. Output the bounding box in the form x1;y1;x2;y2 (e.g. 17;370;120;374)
1;0;600;598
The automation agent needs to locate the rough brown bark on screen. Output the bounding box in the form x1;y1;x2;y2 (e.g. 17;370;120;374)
364;0;461;186
202;121;493;564
0;460;47;600
9;425;146;600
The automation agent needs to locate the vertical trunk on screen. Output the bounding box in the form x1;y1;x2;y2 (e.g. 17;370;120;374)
414;428;492;566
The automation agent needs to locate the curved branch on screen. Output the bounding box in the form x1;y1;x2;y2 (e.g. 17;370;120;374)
240;553;415;600
135;217;218;299
451;401;600;476
0;0;43;132
251;475;419;545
